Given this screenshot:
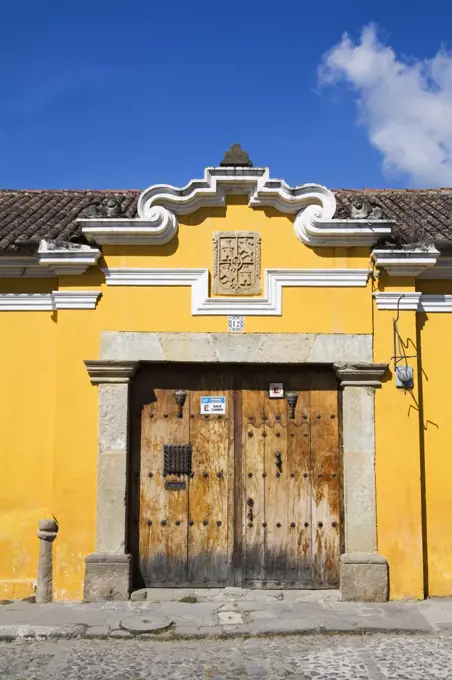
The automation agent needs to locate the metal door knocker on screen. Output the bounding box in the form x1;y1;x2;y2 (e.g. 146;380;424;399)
174;390;187;418
247;498;254;522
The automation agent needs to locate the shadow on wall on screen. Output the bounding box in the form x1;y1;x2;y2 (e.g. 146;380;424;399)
416;311;436;599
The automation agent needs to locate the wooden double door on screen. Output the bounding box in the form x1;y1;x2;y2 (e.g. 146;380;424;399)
130;364;341;589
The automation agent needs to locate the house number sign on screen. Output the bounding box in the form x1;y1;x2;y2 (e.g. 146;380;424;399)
228;315;244;332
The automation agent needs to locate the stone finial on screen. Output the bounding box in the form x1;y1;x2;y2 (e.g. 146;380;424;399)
220;144;253;167
36;519;58;603
351;197;383;220
37;518;58;541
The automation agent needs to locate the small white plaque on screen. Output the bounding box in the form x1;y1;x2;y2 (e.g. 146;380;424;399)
228;315;244;332
200;396;226;415
269;382;284;399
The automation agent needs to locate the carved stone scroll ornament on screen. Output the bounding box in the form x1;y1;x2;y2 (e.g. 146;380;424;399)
82;196;123;218
350;197;383;220
212;231;261;295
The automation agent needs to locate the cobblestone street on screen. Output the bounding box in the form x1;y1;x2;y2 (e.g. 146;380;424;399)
1;634;452;679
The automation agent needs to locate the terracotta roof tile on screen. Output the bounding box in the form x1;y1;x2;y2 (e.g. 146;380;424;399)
0;188;452;252
335;189;452;245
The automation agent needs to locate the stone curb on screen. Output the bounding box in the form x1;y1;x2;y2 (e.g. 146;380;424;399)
0;625;88;641
0;623;436;642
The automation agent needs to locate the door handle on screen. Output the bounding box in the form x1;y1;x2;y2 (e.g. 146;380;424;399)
275;451;282;472
247;498;254;522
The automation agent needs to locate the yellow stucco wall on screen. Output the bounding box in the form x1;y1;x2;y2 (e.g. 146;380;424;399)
373;274;424;600
416;280;452;596
0;279;56;598
0;196;439;601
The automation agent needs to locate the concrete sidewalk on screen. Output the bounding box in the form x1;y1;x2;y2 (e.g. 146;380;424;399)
1;589;452;641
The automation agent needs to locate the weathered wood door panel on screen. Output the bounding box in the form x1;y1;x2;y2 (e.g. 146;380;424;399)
139;388;189;585
309;372;340;586
187;378;233;586
137;367;233;587
243;384;266;582
134;364;340;588
242;367;340;588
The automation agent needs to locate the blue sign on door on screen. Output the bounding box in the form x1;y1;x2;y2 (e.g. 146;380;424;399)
200;396;226;415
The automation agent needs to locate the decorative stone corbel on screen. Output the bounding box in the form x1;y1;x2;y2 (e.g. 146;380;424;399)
372;246;440;277
36;519;58;603
0;240;101;278
334;362;388;387
84;360;138;385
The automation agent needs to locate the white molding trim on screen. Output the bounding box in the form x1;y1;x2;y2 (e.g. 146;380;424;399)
419;295;452;312
373;292;421;310
52;291;102;309
374;291;452;312
0;291;102;311
0;294;55;311
418;255;452;279
79;167;393;248
372;247;439;277
0;240;101;278
103;267;369;316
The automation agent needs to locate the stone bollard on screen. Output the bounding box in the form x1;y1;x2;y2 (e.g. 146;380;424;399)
36;519;58;603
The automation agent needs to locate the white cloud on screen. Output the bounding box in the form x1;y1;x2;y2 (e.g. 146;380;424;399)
319;25;452;187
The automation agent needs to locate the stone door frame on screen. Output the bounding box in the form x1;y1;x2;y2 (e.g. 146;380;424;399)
84;332;388;602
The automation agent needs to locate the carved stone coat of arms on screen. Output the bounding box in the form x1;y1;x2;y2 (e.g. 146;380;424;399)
212;231;261;295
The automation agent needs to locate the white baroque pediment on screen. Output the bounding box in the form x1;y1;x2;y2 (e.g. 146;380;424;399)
79;166;393;247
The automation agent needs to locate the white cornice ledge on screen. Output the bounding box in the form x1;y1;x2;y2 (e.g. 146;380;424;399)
419;295;452;312
79;209;178;246
418;255;452;279
79;167;393;248
374;292;452;312
85;360;138;385
102;267;369;316
0;240;101;278
373;292;421;311
0;291;101;311
294;207;393;247
0;294;54;311
372;247;440;277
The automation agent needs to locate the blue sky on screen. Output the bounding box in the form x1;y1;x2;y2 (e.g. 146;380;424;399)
1;1;451;190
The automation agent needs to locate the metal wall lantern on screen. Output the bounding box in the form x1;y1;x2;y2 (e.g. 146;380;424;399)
392;296;417;390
